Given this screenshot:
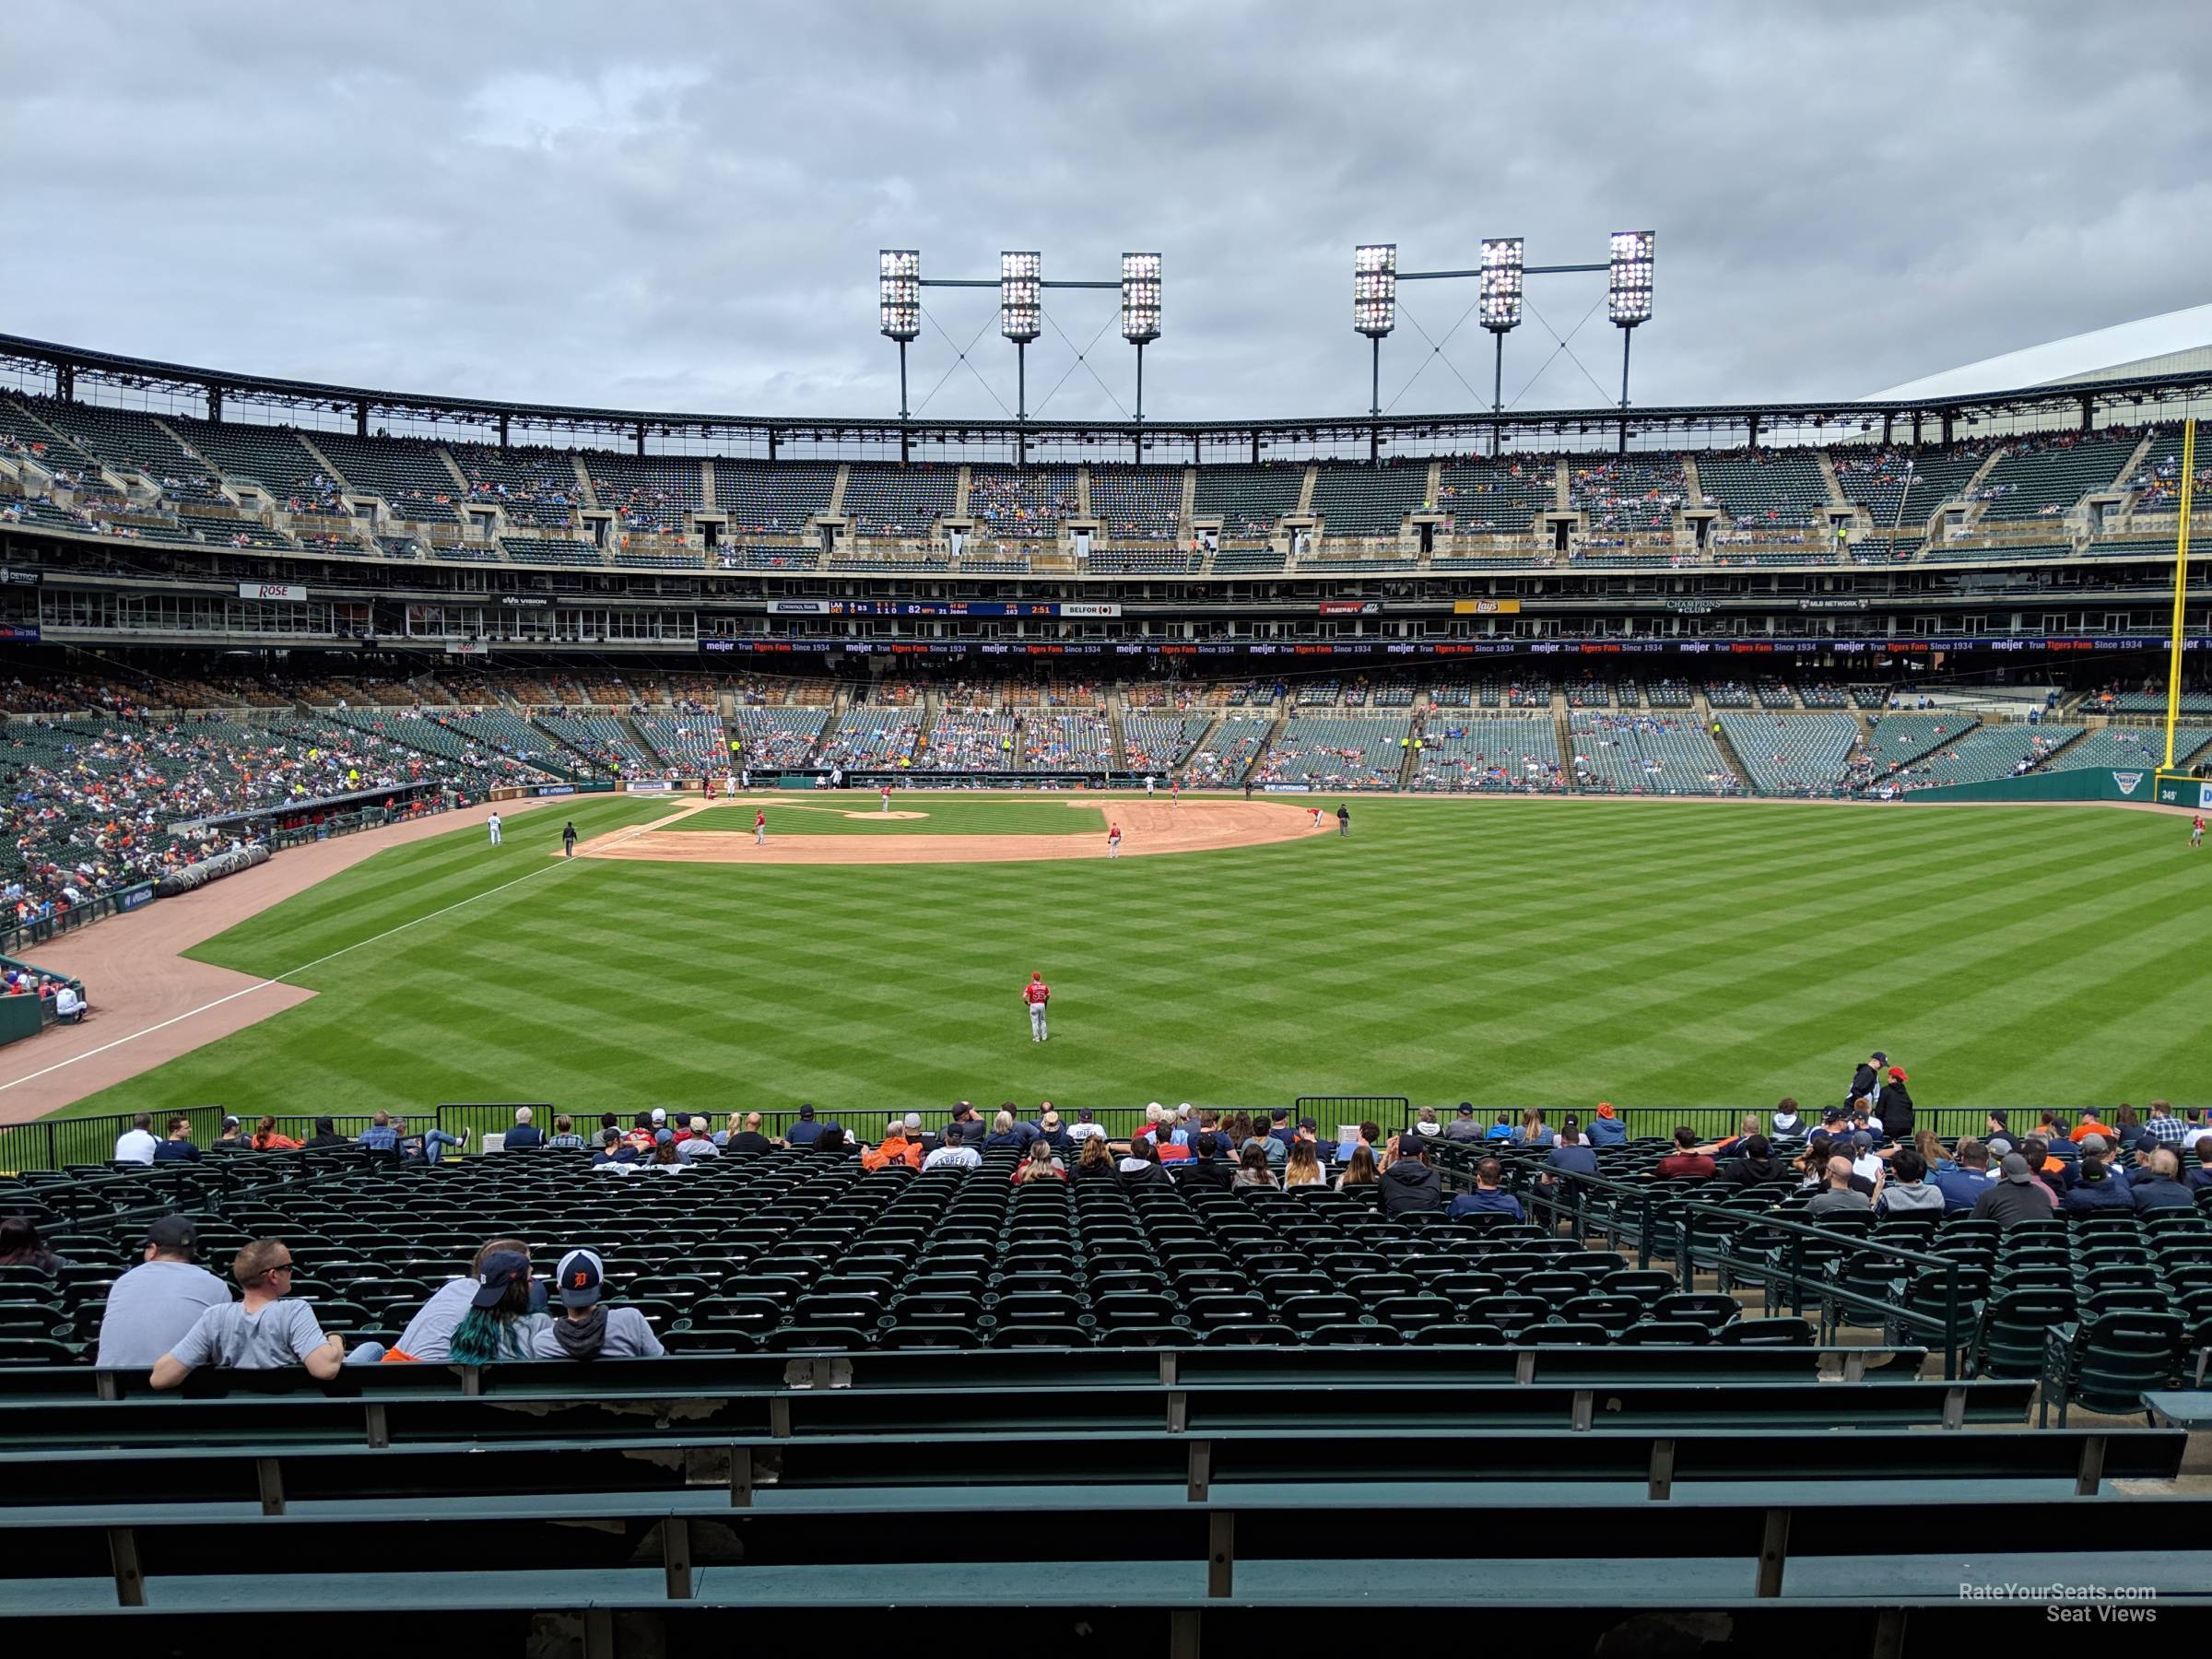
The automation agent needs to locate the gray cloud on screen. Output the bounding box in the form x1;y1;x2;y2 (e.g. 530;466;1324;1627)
3;0;2206;425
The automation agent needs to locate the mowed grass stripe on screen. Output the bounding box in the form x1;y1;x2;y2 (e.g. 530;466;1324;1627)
48;797;2212;1120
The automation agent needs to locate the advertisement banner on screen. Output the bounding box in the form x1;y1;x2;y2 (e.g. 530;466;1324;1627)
238;582;307;602
115;884;157;912
1317;600;1380;616
770;600;830;614
1451;599;1522;615
446;641;488;656
499;595;550;608
0;625;40;642
625;780;672;794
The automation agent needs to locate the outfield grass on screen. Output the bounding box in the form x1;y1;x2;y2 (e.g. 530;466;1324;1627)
53;794;2212;1121
685;799;1108;835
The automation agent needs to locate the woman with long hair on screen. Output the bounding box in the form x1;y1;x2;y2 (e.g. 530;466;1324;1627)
1912;1127;1952;1172
0;1218;64;1272
1014;1139;1065;1183
252;1115;301;1152
1337;1145;1378;1188
1284;1140;1325;1189
1231;1143;1277;1188
1076;1134;1116;1182
446;1252;547;1365
1513;1108;1552;1148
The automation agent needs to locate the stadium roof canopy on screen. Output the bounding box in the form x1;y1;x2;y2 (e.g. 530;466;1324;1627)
1867;303;2212;401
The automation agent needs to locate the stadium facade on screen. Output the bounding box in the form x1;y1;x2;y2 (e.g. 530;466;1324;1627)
0;328;2207;681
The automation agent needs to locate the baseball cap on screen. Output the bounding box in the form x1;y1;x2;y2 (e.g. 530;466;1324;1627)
2079;1133;2109;1155
1986;1135;2014;1159
649;1108;666;1125
796;1104;815;1119
1871;1052;1888;1064
904;1112;923;1131
1851;1131;1873;1149
1999;1152;2034;1185
1456;1103;1475;1117
1076;1108;1094;1122
1298;1117;1317;1131
554;1248;605;1310
1821;1107;1846;1124
222;1115;241;1130
472;1251;529;1309
1887;1066;1908;1082
1272;1108;1289;1123
144;1216;196;1255
654;1128;674;1146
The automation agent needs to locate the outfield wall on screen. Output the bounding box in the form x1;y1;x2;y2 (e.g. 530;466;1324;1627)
1900;767;2175;806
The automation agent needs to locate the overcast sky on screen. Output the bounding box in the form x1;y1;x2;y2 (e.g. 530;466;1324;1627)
5;0;2207;427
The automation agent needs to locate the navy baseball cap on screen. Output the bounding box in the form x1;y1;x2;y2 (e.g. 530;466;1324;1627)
1077;1108;1093;1122
472;1251;529;1309
1850;1131;1873;1149
1271;1108;1289;1123
1457;1103;1475;1116
1822;1107;1846;1124
797;1104;815;1119
144;1216;196;1254
554;1248;605;1309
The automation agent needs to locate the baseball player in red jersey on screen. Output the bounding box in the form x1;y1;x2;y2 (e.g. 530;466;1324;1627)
881;783;893;814
1107;822;1123;857
754;809;767;847
2194;814;2205;850
1023;971;1051;1042
1170;779;1180;809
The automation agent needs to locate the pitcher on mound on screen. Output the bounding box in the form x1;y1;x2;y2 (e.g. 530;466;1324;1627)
1023;971;1052;1042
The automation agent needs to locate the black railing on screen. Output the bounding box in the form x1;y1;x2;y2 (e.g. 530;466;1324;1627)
1677;1202;1968;1381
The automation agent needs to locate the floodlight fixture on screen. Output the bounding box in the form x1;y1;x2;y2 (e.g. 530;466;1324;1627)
1607;230;1654;326
1122;252;1162;423
1478;239;1524;333
1000;251;1042;344
1608;230;1653;417
1120;253;1161;345
878;250;921;342
1353;243;1397;338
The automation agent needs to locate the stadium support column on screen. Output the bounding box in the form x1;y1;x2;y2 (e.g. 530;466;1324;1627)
1135;340;1146;425
356;398;369;438
55;362;72;404
497;414;509;449
1617;330;1632;454
634;420;646;457
2164;419;2197;770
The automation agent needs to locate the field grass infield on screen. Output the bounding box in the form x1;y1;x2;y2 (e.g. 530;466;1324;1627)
684;799;1108;835
49;793;2212;1122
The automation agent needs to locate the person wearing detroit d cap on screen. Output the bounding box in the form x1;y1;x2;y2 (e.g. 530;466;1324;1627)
531;1249;665;1359
95;1215;230;1369
1971;1152;2059;1227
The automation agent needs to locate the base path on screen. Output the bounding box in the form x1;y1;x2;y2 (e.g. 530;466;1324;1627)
0;797;568;1125
573;797;1324;865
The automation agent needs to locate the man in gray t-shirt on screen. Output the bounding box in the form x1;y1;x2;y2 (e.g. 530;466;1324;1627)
532;1248;666;1359
96;1217;231;1369
151;1239;346;1388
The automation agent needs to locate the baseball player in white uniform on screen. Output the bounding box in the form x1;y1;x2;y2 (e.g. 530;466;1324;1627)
487;810;502;846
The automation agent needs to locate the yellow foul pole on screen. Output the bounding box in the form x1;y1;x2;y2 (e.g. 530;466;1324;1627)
2167;418;2196;771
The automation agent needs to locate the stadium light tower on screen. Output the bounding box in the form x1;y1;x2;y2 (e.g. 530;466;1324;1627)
1478;237;1524;416
1354;243;1396;418
878;250;922;420
1608;230;1654;409
1122;253;1161;423
1001;250;1042;421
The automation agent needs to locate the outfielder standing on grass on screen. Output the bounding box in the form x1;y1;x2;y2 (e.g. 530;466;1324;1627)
754;809;768;847
487;809;502;846
1023;971;1051;1043
561;822;577;858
